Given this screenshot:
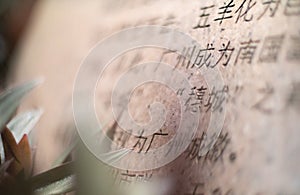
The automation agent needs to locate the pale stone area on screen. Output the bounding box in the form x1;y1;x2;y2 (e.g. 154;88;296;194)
10;0;300;194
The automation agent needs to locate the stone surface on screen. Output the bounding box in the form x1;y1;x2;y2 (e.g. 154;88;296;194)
10;0;300;194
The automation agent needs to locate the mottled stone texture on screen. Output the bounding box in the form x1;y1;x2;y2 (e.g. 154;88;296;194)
10;0;300;194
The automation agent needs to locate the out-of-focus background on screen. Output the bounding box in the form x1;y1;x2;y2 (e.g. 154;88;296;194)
1;0;300;194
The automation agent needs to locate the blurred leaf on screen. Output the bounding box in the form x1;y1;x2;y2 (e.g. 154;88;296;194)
100;148;131;164
34;175;75;195
18;134;31;176
30;161;75;190
0;158;13;178
1;128;32;176
0;0;13;16
77;140;117;195
1;127;22;176
0;79;41;133
7;109;43;143
1;127;18;161
51;141;76;168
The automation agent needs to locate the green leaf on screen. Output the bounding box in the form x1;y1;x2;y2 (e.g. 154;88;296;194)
0;79;42;133
34;175;75;195
7;109;43;143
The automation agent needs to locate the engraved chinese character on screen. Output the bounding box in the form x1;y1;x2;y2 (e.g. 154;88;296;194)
214;0;236;25
192;43;215;68
162;14;177;26
135;172;153;182
185;183;205;195
120;170;136;185
176;88;185;96
145;129;168;152
286;35;300;61
213;41;235;67
204;85;229;112
235;39;260;65
186;132;209;160
259;34;284;63
132;130;147;153
252;84;274;114
193;5;215;29
185;86;208;113
175;46;197;69
212;188;222;195
205;132;230;163
258;0;281;19
235;0;257;23
132;129;169;153
284;0;300;16
157;49;176;71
